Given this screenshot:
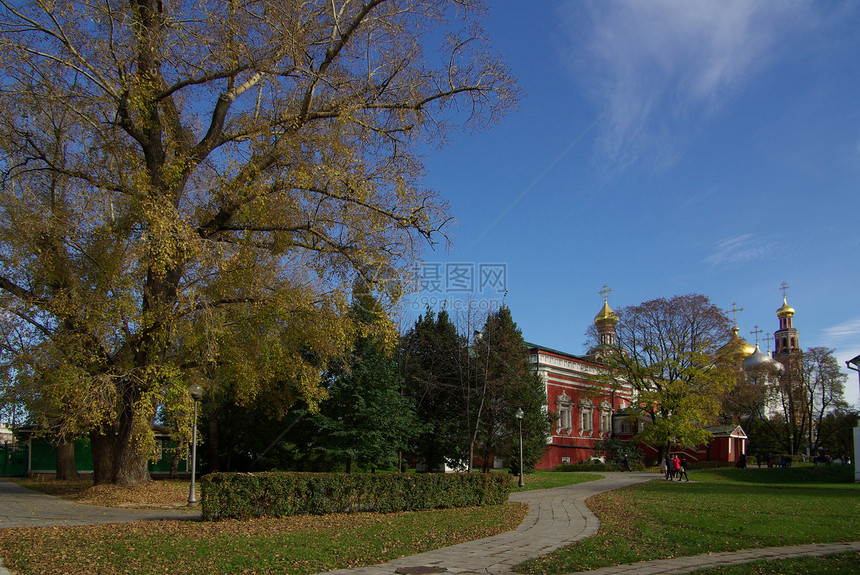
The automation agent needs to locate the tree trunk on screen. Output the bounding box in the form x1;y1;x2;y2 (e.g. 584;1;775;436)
113;399;151;486
55;440;78;480
91;383;151;486
90;431;116;485
169;439;183;478
114;443;150;486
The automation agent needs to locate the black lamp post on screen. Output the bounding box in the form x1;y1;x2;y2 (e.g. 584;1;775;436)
187;384;203;505
845;355;860;483
514;407;524;488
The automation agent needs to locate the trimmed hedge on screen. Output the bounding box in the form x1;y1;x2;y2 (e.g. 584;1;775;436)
199;472;511;520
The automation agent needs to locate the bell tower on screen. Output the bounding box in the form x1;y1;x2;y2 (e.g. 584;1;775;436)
595;285;619;347
773;281;800;361
587;285;619;362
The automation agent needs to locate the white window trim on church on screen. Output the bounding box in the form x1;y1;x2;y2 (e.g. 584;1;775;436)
556;391;573;435
579;398;593;435
599;400;612;434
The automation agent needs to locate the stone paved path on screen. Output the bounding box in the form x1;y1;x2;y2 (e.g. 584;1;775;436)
320;472;656;575
0;477;199;529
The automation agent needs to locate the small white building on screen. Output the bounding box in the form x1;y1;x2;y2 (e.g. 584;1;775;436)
0;423;14;445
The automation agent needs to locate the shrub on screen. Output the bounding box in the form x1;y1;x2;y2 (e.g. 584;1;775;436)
200;472;511;520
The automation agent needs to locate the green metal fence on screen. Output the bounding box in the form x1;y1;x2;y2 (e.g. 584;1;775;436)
1;436;190;477
1;443;28;477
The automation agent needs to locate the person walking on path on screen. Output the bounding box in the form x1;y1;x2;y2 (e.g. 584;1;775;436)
664;456;674;480
677;457;689;481
622;453;631;471
672;454;681;480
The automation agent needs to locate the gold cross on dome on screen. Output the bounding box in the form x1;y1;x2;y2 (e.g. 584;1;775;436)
780;281;790;299
727;302;744;326
750;325;763;345
599;284;612;302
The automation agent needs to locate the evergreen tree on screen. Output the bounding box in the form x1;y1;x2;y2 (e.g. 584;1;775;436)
398;309;466;470
311;297;424;473
474;306;550;473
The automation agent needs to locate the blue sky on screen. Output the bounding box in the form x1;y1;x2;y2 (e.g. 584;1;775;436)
403;1;860;407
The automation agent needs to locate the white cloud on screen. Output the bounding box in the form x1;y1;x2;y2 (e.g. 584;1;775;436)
559;0;815;170
703;233;772;266
823;317;860;344
822;319;860;406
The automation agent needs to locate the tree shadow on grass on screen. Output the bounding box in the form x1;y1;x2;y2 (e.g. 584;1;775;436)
696;465;854;485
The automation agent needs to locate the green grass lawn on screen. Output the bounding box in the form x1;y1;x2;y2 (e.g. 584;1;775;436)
515;466;859;574
0;503;528;575
691;551;860;574
512;470;603;491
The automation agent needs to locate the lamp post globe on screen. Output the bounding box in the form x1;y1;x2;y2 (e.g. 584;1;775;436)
189;384;203;401
187;384;204;505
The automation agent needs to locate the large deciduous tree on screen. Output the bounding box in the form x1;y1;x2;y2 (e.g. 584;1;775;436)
603;294;734;458
799;347;847;455
775;346;847;456
0;0;516;484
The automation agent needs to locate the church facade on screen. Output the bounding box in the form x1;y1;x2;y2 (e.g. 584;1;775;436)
527;342;633;468
527;293;635;469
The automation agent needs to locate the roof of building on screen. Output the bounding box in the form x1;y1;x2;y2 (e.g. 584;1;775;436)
594;300;619;326
717;326;756;362
525;341;589;362
777;297;795;317
705;425;747;438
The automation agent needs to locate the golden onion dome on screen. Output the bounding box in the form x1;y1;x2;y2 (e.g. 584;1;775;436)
594;300;619;327
777;297;795;318
717;326;756;362
742;344;785;379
